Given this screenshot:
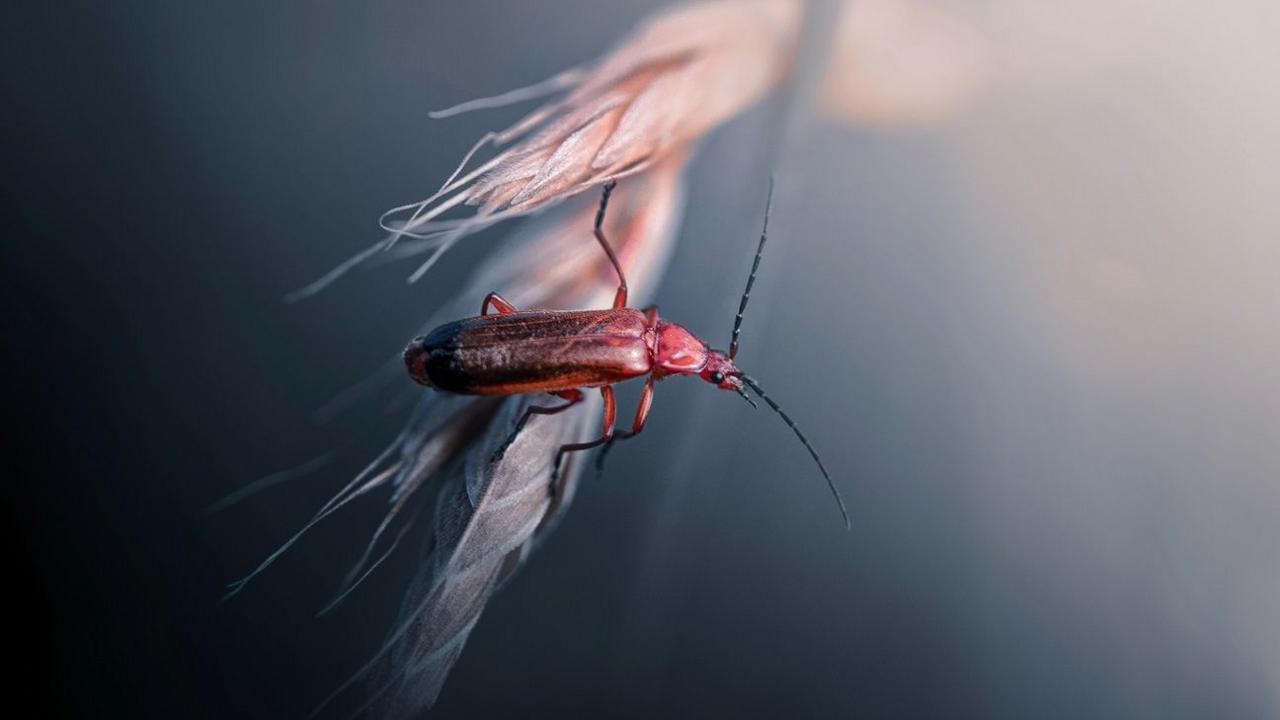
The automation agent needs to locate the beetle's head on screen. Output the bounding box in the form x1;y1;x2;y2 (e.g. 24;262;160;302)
699;350;745;392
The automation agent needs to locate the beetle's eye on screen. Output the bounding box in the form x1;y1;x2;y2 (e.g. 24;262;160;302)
709;371;724;384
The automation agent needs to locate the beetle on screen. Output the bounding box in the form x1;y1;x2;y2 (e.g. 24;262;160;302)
404;180;849;527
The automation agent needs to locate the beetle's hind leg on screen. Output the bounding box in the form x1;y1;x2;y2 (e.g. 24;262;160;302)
593;181;629;309
481;292;518;316
490;389;583;464
550;386;617;495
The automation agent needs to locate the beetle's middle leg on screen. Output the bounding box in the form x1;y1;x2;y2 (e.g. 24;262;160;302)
490;389;583;464
550;386;616;495
595;375;655;477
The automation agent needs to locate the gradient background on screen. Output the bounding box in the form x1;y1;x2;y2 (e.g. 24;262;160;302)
6;1;1278;718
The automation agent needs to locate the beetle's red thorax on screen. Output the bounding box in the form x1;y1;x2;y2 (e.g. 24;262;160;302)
652;320;709;376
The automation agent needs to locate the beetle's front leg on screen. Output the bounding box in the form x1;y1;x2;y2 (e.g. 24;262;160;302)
550;386;616;496
490;389;584;464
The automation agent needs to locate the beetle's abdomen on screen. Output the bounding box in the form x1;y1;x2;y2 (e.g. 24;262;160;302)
407;309;652;395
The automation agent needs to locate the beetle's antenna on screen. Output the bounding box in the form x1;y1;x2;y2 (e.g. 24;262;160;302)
741;375;850;530
729;177;773;359
735;386;759;409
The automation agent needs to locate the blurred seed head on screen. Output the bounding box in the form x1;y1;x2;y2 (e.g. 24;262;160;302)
822;0;989;127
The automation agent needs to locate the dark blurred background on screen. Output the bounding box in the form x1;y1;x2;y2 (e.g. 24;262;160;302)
5;1;1278;718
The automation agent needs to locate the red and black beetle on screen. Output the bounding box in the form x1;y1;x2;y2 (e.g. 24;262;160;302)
404;180;849;528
